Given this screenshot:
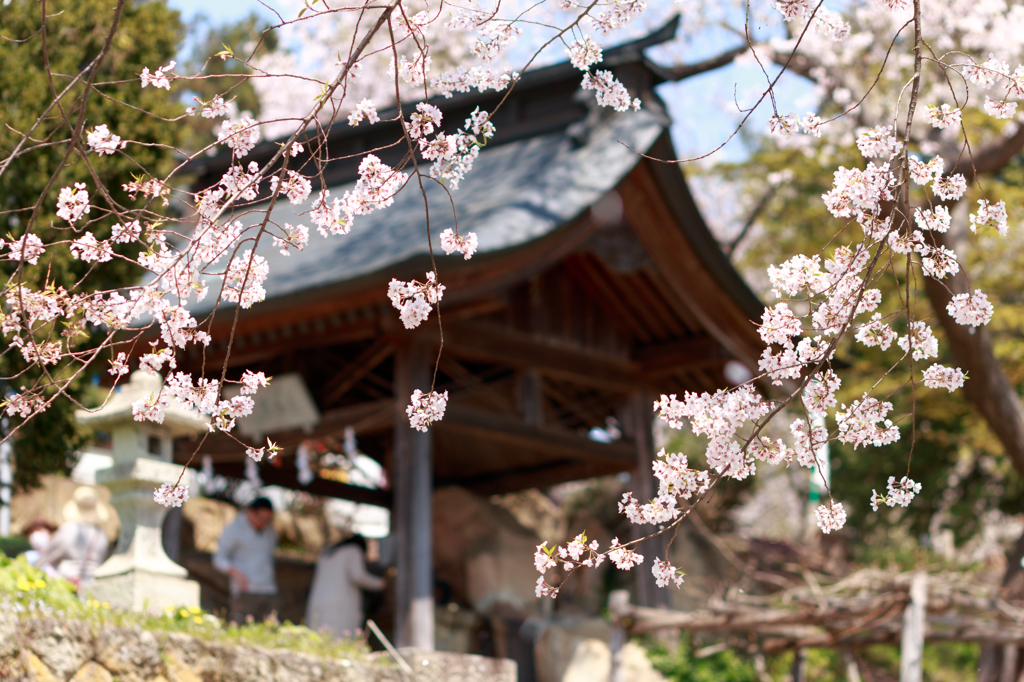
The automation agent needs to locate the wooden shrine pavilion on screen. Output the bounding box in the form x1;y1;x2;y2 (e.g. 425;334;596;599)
177;19;765;649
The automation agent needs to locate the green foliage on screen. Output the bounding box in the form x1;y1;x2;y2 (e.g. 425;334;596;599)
0;0;183;488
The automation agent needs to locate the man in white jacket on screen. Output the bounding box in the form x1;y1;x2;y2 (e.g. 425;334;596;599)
306;535;385;638
213;497;278;623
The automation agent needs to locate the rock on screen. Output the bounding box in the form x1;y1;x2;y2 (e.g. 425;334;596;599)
22;651;60;682
534;619;665;682
396;649;517;682
491;489;567;545
26;620;92;680
95;627;161;679
433;486;540;615
69;661;115;682
162;650;202;682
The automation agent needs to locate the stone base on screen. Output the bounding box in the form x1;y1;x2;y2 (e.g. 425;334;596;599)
85;569;199;612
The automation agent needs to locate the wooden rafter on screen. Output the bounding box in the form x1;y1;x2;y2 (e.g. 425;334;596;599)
321;339;396;407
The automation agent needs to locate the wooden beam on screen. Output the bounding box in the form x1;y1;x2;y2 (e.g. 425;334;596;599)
440;405;637;466
321;340;396;407
635;336;727;376
175;399;394;461
443;321;643;392
211;461;392;507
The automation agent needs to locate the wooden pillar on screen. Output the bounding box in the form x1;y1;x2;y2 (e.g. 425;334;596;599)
628;392;669;609
393;343;435;650
899;571;927;682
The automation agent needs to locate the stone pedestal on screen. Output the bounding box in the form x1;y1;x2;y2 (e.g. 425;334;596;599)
76;371;208;612
88;458;200;610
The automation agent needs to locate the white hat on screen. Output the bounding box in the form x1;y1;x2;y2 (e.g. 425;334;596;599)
62;486;110;526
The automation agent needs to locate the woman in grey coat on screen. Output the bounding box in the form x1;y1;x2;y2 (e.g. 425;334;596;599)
305;535;385;638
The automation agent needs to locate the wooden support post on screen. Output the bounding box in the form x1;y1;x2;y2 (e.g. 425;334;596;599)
517;370;544;426
608;590;630;682
900;572;928;682
393;344;435;650
628;392;668;608
1000;644;1018;682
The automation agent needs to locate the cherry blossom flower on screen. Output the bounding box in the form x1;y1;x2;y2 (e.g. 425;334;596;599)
922;245;960;279
440;229;478;259
835;396;900;449
914;206;951;233
933;174;967;201
984;97;1017;119
800;112;823;137
856;125;901;159
201;95;230;118
922;364;966;392
240;370;269;395
908;155;944;185
581;70;640;112
70;233;113;263
608;537;644;570
815;502;847;534
111;220;142;244
140;61;175;89
388;272;445;329
803;370;841;419
652;558;685;588
223;250;270;309
133;392;169;424
86;124;126;155
407;389;448;431
871;476;921;511
471;21;521;62
897;321;939;360
969;199;1008;235
56;183;90;224
925;104;962;129
153;483;189;508
270;170;312;204
768;113;800;136
7;234;45;265
273;223;310;255
430;66;517;98
535;577;558;598
3;390;44;419
108;352;129;377
348;98;380;126
758;302;803;347
217;116;261;157
534;542;557;573
947;291;993;327
567;36;602;70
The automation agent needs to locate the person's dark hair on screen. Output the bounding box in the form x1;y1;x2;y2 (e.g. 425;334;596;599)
248;497;273;511
329;534;367;555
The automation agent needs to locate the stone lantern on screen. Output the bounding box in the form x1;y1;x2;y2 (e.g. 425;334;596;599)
76;370;208;611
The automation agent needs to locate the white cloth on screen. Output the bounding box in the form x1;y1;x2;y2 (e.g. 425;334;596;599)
306;544;385;637
212;514;278;596
34;522;108;584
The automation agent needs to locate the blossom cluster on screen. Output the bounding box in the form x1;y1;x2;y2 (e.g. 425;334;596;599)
387;271;445;330
407;389;448;432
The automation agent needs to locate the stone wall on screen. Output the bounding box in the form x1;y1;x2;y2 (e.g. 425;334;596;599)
0;615;516;682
